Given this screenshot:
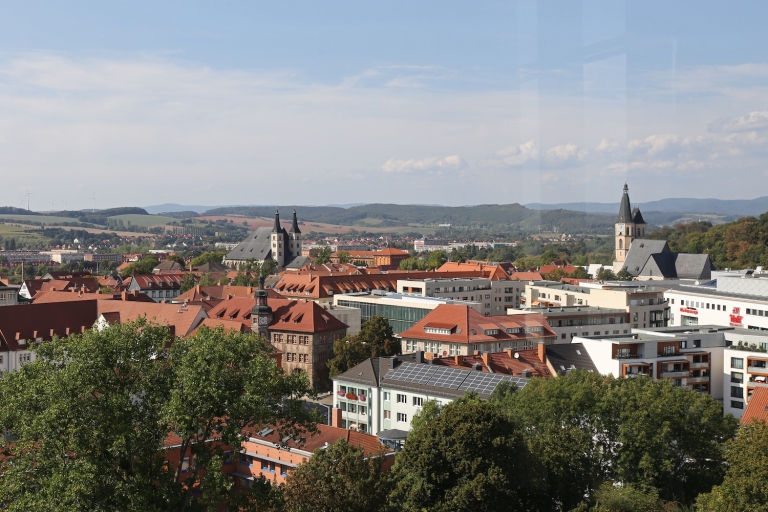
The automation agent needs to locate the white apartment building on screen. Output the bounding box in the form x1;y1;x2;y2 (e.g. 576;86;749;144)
508;305;630;342
397;277;525;315
332;353;528;436
664;276;768;330
720;328;768;418
524;281;670;329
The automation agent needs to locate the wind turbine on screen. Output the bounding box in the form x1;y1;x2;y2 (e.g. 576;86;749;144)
90;193;97;213
50;199;55;212
24;187;32;211
61;200;67;212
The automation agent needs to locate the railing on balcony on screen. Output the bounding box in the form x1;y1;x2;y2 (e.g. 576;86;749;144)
660;371;690;378
748;365;768;374
748;380;768;388
687;376;710;383
690;362;709;369
613;353;643;360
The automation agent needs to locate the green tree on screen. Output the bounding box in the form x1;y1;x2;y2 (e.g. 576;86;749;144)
189;251;226;267
390;399;541;512
337;251;350;264
232;272;258;287
695;421;768;511
571;266;590;279
0;321;316;511
283;439;392;512
544;268;568;281
605;377;738;503
615;269;632;281
327;336;369;378
587;483;672;512
357;316;401;357
198;273;217;286
167;254;186;267
121;254;160;276
596;268;617;281
261;258;277;276
179;273;196;293
314;246;332;264
426;250;448;270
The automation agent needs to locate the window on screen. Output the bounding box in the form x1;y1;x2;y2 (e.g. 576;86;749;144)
348;403;356;414
397;394;407;404
413;397;423;407
281;465;288;477
662;345;676;355
732;357;744;369
616;348;631;358
240;453;251;466
358;406;366;415
731;372;744;383
223;451;232;464
731;386;744;399
384;410;391;419
383;392;390;401
397;413;408;423
181;457;194;472
731;400;744;410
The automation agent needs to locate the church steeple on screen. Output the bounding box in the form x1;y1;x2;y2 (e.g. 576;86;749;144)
272;209;281;233
251;274;273;340
617;182;633;224
289;208;301;234
614;182;643;264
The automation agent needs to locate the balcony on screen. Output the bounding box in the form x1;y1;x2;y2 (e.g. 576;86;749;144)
747;365;768;375
660;370;690;378
613;353;644;360
690;362;709;369
687;376;710;384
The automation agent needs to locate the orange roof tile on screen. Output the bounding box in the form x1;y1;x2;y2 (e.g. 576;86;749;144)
96;301;207;337
207;297;348;333
742;387;768;425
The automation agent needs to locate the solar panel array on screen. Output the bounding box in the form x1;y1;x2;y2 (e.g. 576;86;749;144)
384;362;528;395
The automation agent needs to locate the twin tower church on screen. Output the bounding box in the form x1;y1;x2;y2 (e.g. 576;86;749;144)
223;209;311;271
611;184;713;281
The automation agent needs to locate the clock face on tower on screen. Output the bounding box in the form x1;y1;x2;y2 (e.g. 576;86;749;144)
617;224;624;235
258;317;269;326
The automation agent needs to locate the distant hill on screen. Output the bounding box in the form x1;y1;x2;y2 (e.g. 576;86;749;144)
203;204;616;234
526;196;768;217
144;204;228;214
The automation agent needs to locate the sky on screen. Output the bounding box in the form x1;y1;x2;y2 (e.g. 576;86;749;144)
0;1;767;210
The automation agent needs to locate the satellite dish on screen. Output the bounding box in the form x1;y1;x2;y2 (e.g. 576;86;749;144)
513;352;519;359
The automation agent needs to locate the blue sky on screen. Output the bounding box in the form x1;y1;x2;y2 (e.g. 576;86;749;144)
0;1;766;210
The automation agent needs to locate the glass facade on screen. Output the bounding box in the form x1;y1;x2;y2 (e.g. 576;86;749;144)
337;300;432;334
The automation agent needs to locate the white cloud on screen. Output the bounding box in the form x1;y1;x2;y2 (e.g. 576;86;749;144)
595;138;619;152
491;140;539;167
628;134;680;156
709;111;768;133
546;143;586;162
381;155;464;174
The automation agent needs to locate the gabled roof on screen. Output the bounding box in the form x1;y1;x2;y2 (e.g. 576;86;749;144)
129;274;185;290
38;277;100;294
225;227;273;262
41;271;92;280
622;240;671;276
153;260;184;271
398;305;556;344
432;349;550;378
251;423;387;456
191;318;251;336
32;290;155;304
509;271;544;281
195;262;228;273
673;253;714;280
207;297;348;333
0;301;99;351
175;284;283;302
96;301;206;337
741;387;768;425
545;343;599;374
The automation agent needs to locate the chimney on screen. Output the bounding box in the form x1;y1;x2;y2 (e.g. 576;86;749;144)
482;352;490;366
538;341;546;363
388;356;398;370
195;285;200;294
504;348;513;357
121;291;127;301
331;406;343;428
454;355;462;365
415;350;424;363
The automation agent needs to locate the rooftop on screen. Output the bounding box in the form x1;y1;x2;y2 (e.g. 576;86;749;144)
511;305;628;317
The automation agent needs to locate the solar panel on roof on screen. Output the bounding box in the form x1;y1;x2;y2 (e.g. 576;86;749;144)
385;362;527;395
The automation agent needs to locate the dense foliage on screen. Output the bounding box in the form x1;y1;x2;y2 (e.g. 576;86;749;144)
327;316;401;378
647;213;768;269
0;322;316;512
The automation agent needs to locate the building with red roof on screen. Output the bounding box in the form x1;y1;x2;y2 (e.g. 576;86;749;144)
128;274;185;302
329;248;409;270
397;304;557;356
741;386;768;425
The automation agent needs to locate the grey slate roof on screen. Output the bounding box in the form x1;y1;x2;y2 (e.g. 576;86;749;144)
617;183;633;223
674;253;714;280
225;227;273;262
196;261;228;273
622;240;671;276
623;239;713;280
545;343;599;374
631;207;645;225
284;256;312;269
153;260;183;271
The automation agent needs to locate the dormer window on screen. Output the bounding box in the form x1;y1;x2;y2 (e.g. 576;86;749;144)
424;327;452;335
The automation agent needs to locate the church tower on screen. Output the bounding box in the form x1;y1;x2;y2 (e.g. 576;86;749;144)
251;275;273;340
270;209;284;269
288;208;302;260
615;183;635;263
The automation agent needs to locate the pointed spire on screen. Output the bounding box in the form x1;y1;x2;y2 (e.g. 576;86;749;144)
272;209;281;233
289;208;301;234
617;182;633;223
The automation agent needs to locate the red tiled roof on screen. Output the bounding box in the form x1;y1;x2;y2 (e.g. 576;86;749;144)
509;271;543;281
207;297;348;333
191;318;251;336
540;265;579;275
742;387;768;425
32;290;155;304
0;302;100;351
96;301;207;337
176;284;283;303
253;423;387;456
398;304;557;344
130;274;185;290
431;349;551;378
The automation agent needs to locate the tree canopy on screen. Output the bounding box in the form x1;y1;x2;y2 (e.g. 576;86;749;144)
283;439;392;512
121;254;160;276
0;322;316;512
327;316;401;378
